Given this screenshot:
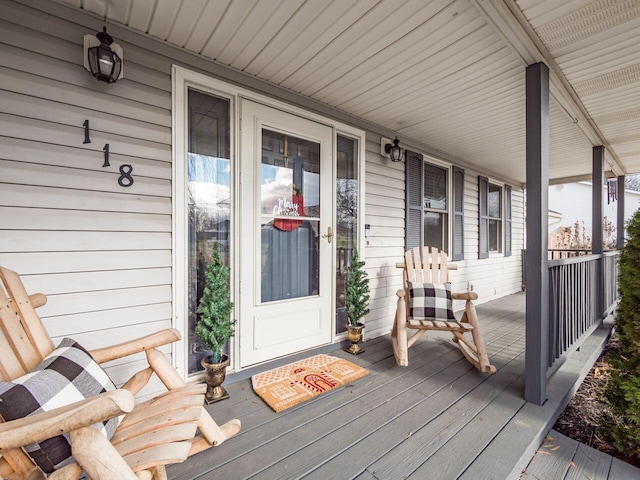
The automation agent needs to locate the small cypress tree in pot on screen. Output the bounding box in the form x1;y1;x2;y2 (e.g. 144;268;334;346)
196;242;235;403
601;210;640;462
344;247;370;355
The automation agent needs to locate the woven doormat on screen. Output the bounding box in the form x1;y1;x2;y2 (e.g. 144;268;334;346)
251;354;369;412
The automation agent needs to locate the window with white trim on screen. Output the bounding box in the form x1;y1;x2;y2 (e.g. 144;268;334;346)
488;182;502;253
423;161;448;252
406;150;464;260
479;176;512;258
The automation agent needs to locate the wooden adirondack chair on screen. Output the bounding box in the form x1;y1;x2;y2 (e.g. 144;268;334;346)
390;247;496;374
0;266;241;480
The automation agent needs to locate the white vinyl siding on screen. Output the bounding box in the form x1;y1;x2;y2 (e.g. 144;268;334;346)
0;0;525;375
359;136;405;338
0;0;172;399
457;172;524;304
402;160;523;315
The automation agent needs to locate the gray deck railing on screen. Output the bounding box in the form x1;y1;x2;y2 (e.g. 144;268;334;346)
547;250;620;371
603;251;620;313
548;248;591;260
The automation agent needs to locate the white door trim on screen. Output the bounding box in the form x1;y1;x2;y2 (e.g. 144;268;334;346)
172;65;366;378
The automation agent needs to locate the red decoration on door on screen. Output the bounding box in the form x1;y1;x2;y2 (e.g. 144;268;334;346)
274;193;305;231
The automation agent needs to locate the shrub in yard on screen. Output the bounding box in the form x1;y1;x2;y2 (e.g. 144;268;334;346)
602;208;640;462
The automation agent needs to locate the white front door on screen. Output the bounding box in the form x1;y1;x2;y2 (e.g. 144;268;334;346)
239;99;334;367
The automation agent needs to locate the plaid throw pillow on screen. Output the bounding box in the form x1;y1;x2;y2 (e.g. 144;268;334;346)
0;338;120;473
408;282;457;322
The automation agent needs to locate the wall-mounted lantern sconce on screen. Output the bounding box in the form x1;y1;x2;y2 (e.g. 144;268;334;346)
84;26;123;84
381;136;404;162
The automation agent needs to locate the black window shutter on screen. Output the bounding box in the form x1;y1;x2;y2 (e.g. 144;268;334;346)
405;150;424;251
452;166;465;261
478;175;489;259
505;184;512;257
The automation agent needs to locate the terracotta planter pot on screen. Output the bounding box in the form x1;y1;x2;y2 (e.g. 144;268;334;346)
201;354;230;404
344;323;365;355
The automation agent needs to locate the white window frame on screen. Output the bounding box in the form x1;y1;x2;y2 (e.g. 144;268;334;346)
423;155;453;256
172;68;237;381
487;180;504;256
334;130;366;339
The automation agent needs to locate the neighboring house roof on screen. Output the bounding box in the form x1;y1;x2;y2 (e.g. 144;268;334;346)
625;174;640;192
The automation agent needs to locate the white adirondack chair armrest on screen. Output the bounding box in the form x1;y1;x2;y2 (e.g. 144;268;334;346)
0;389;135;450
28;292;47;308
451;292;478;301
395;262;458;270
90;328;182;364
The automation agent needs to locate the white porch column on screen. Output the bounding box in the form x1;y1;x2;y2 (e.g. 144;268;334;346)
525;62;550;405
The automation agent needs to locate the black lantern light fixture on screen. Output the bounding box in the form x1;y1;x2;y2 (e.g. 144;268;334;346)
84;26;123;84
382;136;404;162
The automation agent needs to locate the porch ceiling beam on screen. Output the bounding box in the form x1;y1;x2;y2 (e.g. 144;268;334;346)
548;174;594;186
524;170;617;189
470;0;626;177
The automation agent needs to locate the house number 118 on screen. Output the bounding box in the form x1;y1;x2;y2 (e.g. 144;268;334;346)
83;119;134;188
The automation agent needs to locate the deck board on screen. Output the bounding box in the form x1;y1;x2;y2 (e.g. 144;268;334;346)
521;431;577;479
408;375;526;480
566;441;612;480
353;470;377;480
365;347;527;479
609;457;640;480
522;430;640;480
166;292;634;480
459;308;616;480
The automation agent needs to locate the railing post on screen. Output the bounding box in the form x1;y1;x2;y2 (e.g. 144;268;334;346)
525;62;550;405
617;175;625;250
593;146;604;322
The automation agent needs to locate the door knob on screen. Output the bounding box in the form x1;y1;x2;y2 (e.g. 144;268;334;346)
322;226;334;244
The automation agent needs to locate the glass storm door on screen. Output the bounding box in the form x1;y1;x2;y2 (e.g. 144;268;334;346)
239;99;333;367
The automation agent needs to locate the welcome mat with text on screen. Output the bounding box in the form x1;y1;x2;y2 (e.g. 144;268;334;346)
251;354;369;412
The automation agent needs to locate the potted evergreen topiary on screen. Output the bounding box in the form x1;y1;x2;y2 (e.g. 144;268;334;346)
344;247;370;355
196;242;235;404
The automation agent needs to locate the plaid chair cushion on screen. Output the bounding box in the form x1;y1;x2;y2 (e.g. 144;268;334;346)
408;282;457;322
0;338;119;473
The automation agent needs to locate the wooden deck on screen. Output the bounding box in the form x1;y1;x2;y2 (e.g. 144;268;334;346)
168;292;620;480
522;430;640;480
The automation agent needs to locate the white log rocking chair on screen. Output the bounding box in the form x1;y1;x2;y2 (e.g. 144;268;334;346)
0;266;241;480
390;247;496;374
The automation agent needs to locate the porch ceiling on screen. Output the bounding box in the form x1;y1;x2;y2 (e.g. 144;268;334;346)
57;0;640;185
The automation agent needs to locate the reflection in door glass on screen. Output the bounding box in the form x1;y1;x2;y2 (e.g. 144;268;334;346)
187;89;231;375
336;135;358;334
260;129;320;303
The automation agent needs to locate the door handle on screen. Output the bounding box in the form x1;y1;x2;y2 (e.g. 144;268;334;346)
322;226;334;244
